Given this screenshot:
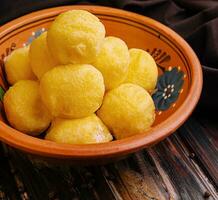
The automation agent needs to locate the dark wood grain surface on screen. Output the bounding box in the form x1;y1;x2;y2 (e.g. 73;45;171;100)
0;114;217;200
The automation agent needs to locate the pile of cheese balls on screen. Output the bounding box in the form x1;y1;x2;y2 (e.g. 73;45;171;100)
3;10;158;144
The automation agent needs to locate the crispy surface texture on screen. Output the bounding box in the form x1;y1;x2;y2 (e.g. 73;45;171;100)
40;64;105;118
97;83;155;139
3;80;51;135
46;114;113;144
47;10;105;64
5;46;36;85
93;36;130;90
125;48;158;92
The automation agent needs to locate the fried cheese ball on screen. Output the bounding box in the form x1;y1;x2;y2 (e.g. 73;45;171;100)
92;36;130;90
40;64;105;119
3;80;52;135
97;83;155;139
5;46;36;85
47;10;105;64
125;48;158;92
29;32;58;79
45;114;113;144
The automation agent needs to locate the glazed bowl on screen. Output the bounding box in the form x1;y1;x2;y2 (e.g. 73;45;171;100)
0;6;202;165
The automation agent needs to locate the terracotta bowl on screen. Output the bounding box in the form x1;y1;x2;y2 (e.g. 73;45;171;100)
0;6;202;165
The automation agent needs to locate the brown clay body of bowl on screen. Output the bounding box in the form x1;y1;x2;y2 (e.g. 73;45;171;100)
0;6;202;165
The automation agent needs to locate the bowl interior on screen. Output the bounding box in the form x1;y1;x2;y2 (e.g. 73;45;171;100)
0;6;202;158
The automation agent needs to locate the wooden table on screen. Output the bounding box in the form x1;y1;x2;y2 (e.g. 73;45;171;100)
0;113;217;200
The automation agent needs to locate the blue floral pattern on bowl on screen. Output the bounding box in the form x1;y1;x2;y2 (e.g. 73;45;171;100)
152;67;184;111
23;28;46;46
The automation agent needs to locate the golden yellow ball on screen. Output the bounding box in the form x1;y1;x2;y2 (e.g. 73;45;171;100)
45;114;112;144
92;36;130;90
3;80;52;135
125;48;158;92
97;83;155;139
47;10;105;64
29;32;58;79
5;46;36;85
40;64;105;119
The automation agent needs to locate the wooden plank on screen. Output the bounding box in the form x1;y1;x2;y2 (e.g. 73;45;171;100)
7;148;118;200
148;133;218;200
0;144;21;200
7;149;79;200
98;123;218;199
84;166;119;200
99;139;218;200
101;153;169;200
94;119;218;200
178;117;218;187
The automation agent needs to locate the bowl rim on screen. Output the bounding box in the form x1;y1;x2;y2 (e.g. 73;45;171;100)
0;5;203;158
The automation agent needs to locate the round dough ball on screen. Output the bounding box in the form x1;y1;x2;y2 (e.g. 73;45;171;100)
47;10;105;64
97;83;155;139
29;32;58;79
3;80;52;135
45;114;113;144
125;48;158;92
92;36;130;90
40;64;105;119
5;46;36;85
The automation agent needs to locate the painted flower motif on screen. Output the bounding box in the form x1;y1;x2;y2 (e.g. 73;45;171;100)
23;28;46;46
152;67;184;111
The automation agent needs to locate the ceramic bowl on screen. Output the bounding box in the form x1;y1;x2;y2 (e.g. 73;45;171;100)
0;6;202;165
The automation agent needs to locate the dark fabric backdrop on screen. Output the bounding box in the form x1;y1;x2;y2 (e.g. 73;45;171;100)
1;0;218;111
